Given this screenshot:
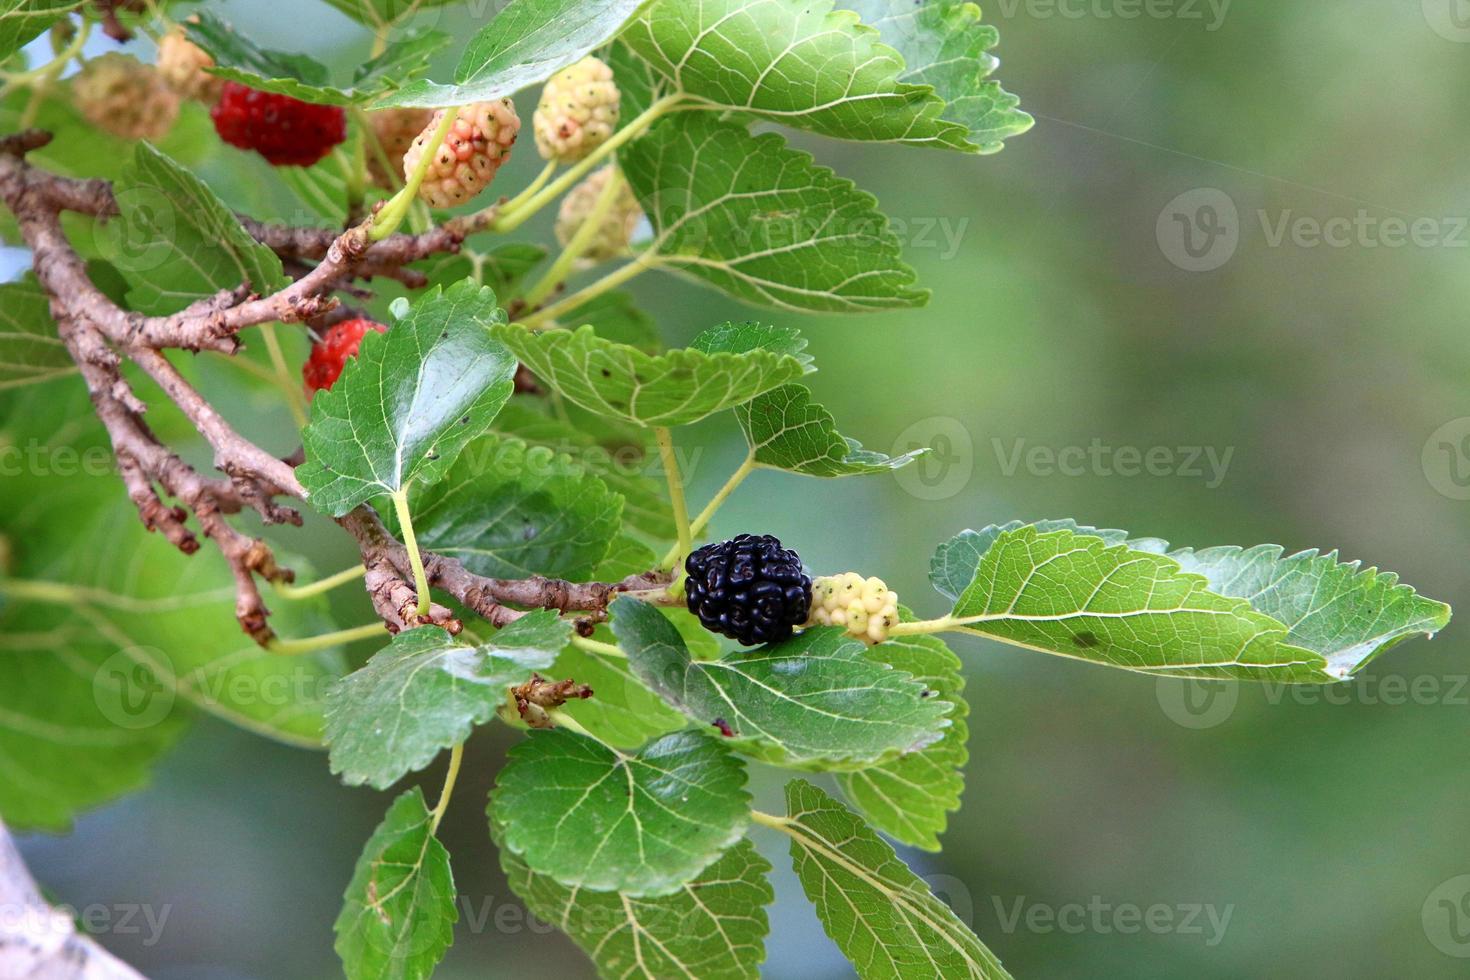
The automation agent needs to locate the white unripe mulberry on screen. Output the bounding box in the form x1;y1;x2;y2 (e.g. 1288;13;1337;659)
533;56;619;163
806;573;900;645
157;28;223;103
554;166;642;261
403;99;520;209
73;53;180;142
366;107;434;188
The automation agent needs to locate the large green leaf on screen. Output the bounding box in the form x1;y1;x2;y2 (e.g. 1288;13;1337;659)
325;615;571;789
373;0;648;108
500;837;773;980
335;788;456;980
621;114;926;312
836;614;967;851
0;277;74;391
186;12;448;106
775;780;1010;979
492;322;808;427
0;1;81;63
931;522;1451;682
491;728;750;896
113;143;288;315
297;280;518;516
407;433;623;581
612;598;950;771
842;0;1032;153
546;630;688;749
622;0;971;149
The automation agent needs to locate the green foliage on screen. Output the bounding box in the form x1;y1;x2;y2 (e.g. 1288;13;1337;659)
0;276;73;391
0;1;81;63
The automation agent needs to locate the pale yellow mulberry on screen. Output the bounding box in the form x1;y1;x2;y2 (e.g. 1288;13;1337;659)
806;572;900;646
73;53;179;142
553;166;643;261
533;56;620;163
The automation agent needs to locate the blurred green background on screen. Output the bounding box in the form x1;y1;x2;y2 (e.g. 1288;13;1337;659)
9;1;1470;977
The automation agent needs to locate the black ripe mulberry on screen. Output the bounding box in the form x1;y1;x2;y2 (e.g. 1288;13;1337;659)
684;534;811;646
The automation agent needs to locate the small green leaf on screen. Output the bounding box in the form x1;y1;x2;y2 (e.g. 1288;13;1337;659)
776;779;1010;979
318;0;461;28
335;788;456;980
373;0;647;108
573;290;661;352
492;322;808;427
932;522;1451;682
737;383;924;476
187;12;448;106
407;433;623;581
622;0;972;149
492;728;751;895
500;837;773;980
297;280;518;516
113;143;288;315
0;277;75;391
612;598;950;770
622;114;926;312
0;1;82;64
836;614;967;851
841;0;1032;153
325;614;571;789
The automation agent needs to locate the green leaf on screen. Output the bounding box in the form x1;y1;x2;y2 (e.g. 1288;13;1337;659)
621;114;926;312
325;614;571;789
318;0;461;29
573;289;660;352
841;0;1032;153
736;382;925;477
500;837;773;980
622;0;972;149
0;277;75;391
335;788;457;980
186;12;448;106
546;635;688;749
776;779;1010;979
420;242;548;296
836;614;967;850
372;0;648;109
407;433;623;581
612;598;950;771
113;143;288;315
931;522;1452;683
491;728;750;895
491;322;808;427
0;1;81;64
297;280;518;516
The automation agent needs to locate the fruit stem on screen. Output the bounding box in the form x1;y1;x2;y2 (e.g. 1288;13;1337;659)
429;741;463;834
370;107;456;241
258;322;308;426
488;93;685;234
271;563;366;600
521;165;627;309
570;635;626;659
546;708;601;743
655;426;693;569
749;808;793;831
498;158;557;216
266;621;385;655
517;253;657;330
391;487;433;618
885;614;984;637
659;452;756;568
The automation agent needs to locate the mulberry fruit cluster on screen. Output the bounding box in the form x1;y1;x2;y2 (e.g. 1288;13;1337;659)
365;107;433;188
685;534;811;647
533;56;619;163
73;53;179;142
157;28;223;103
403;100;520;209
806;573;900;645
211;82;346;167
303;318;387;395
554;166;643;261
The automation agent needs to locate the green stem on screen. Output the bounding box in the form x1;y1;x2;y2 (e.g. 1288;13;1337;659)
489;94;685;234
258;323;308;426
518;254;658;330
570;635;626;659
521;166;627;309
660;452;756;567
370;107;455;241
498;159;557;217
655;427;693;569
547;708;601;742
749;808;793;832
430;742;463;833
392;488;432;618
267;622;385;656
271;564;366;600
